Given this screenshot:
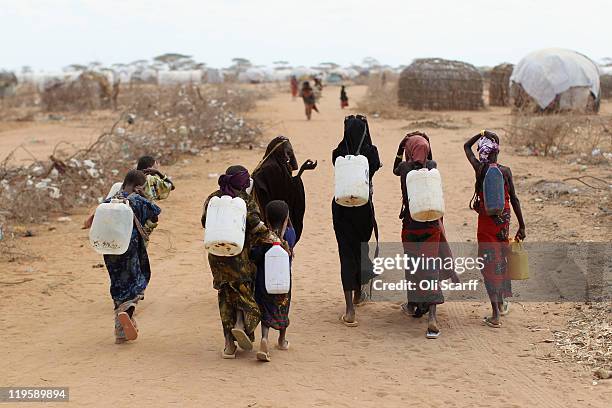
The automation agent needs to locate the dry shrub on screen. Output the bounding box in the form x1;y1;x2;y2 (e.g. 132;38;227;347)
0;84;263;226
41;72;117;112
507;113;612;159
356;76;406;118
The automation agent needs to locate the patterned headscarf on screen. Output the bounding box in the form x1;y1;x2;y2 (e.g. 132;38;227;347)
218;168;251;197
477;137;499;163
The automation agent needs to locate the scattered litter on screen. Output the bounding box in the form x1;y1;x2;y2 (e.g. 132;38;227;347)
207;173;219;179
57;217;72;222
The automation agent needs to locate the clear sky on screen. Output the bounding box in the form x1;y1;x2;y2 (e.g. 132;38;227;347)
1;0;610;71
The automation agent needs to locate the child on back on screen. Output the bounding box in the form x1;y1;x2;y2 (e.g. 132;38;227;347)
102;169;161;344
201;165;268;359
252;200;296;362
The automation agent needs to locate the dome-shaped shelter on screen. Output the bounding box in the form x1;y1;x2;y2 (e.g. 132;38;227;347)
0;71;17;98
398;58;484;110
510;48;601;113
489;63;513;107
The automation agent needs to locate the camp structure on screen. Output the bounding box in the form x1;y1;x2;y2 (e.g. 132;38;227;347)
510;48;601;113
489;63;513;107
398;58;484;110
0;71;18;98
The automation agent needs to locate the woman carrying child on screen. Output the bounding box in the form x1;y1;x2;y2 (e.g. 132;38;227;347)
202;165;268;358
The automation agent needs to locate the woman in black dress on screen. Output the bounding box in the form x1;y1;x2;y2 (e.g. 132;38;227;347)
332;115;381;327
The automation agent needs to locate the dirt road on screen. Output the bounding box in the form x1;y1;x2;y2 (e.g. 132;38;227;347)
1;86;610;407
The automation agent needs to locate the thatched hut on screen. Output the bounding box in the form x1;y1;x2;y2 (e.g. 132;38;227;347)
0;71;18;98
489;63;513;107
600;73;612;99
510;48;600;113
398;58;484;110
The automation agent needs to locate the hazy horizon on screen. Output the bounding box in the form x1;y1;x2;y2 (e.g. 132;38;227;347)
1;0;611;72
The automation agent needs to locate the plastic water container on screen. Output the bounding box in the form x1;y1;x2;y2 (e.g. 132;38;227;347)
265;242;291;294
508;240;529;280
405;168;445;222
89;198;134;255
204;195;247;256
483;164;505;216
334;155;370;207
106;182;123;199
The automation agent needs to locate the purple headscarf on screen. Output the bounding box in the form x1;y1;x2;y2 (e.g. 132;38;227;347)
218;169;251;197
477;137;499;163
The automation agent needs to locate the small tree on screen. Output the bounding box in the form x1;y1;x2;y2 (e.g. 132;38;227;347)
229;58;252;73
154;53;194;70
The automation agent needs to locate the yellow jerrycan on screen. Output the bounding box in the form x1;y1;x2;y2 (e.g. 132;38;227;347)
507;239;529;280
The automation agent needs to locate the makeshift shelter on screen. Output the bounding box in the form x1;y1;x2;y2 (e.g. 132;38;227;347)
489;63;513;106
600;66;612;99
157;70;202;86
0;71;18;98
510;48;601;113
398;58;484;110
41;71;115;111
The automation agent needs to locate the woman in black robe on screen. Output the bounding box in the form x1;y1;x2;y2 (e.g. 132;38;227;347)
252;136;317;244
332;115;381;327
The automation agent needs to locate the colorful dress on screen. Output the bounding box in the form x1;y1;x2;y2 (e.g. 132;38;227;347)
103;192;161;307
476;183;512;302
252;227;296;330
202;190;268;341
397;160;456;307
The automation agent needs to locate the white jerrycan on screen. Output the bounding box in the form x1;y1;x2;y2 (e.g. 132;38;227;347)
265;242;291;294
204;195;247;256
334;155;370;207
105;182;123;199
406;168;445;222
89;198;134;255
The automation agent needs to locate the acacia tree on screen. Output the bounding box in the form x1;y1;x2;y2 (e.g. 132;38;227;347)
229;58;252;73
153;53;195;70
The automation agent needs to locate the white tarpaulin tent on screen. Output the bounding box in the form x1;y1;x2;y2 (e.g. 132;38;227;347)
510;48;600;109
158;70;202;86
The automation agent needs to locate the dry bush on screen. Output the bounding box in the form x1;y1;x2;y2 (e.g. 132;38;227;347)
507;113;612;160
0;84;263;226
356;76;405;118
41;72;116;112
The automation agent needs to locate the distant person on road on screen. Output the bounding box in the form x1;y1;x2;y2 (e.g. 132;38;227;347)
202;165;269;358
340;85;349;109
290;75;299;100
299;81;319;120
464;130;526;329
252;200;296;362
103;169;161;344
393;131;459;338
332;115;381;327
252;136;317;244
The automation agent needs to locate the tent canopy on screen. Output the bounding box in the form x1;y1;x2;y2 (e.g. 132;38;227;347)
510;48;600;109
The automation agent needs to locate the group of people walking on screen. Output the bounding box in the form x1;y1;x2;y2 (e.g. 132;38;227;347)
95;113;526;360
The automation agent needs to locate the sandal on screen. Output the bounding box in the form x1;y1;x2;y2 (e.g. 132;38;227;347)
340;314;359;327
483;317;502;328
231;328;253;351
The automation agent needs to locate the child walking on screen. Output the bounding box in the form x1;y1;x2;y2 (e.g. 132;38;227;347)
103;170;161;343
202;165;268;358
252;200;296;362
340;85;349;109
464;130;526;328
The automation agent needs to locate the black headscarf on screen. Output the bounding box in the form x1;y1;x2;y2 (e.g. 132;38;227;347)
252;136;306;243
332;117;380;179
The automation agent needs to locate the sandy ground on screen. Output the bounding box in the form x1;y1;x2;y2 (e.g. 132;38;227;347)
1;86;611;407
